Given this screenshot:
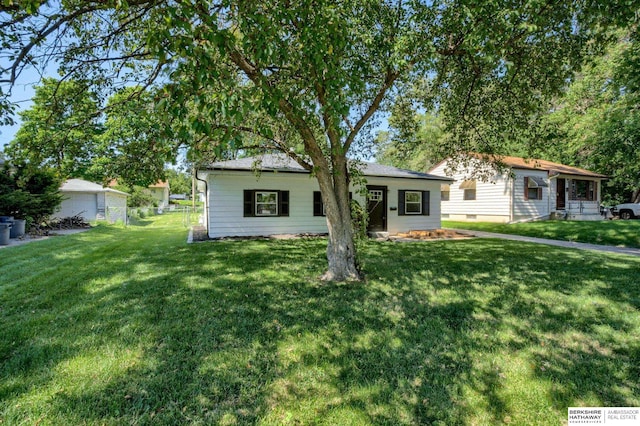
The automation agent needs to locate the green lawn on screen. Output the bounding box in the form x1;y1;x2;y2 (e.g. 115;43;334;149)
1;213;639;425
444;219;640;248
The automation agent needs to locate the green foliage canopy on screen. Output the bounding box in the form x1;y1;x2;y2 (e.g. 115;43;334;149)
533;30;640;204
6;78;102;179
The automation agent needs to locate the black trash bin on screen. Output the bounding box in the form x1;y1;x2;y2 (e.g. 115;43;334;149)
0;222;11;245
9;219;25;238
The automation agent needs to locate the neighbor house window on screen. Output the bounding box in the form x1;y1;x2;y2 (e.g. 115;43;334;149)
460;180;476;201
243;190;289;217
441;184;450;201
398;190;430;216
524;176;547;200
569;179;596;201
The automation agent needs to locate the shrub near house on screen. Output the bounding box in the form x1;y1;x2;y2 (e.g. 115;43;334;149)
0;164;62;228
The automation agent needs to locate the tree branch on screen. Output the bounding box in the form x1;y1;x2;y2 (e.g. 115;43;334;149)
343;67;403;152
1;5;101;85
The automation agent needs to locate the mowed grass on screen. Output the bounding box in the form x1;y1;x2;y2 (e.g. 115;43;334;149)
444;219;640;248
1;213;639;425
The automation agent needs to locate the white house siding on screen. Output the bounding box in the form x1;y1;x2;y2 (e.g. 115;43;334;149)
207;171;329;238
364;176;443;233
430;161;511;222
512;169;551;222
105;192;128;223
206;171;443;238
150;187;169;208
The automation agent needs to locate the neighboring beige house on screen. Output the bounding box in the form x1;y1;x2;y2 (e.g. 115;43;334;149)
197;154;452;239
429;154;608;223
54;179;129;223
149;181;170;208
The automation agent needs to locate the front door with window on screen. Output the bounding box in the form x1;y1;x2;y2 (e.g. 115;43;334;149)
366;185;387;232
556;178;566;210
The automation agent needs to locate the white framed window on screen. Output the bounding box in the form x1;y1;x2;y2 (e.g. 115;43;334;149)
441;184;450;201
460;180;477;201
398;190;429;216
404;191;422;214
255;191;278;216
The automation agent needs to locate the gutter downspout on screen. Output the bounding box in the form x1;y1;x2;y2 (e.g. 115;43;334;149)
194;169;209;237
509;174;514;223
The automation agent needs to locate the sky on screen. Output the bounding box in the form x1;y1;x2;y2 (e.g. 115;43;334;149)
1;67;42;150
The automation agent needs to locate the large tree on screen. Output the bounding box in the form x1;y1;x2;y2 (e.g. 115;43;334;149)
1;1;636;280
532;30;640;204
6;78;102;178
375;111;447;172
96;87;176;187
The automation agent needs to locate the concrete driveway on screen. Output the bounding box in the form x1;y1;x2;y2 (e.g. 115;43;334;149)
448;229;640;257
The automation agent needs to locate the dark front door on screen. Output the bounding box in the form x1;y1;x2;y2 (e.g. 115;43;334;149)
556;178;566;209
366;185;387;232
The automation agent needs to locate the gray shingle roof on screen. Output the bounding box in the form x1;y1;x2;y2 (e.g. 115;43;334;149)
204;154;452;181
61;179;129;196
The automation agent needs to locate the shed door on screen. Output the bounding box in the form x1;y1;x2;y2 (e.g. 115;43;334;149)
58;193;98;220
366;185;387;232
556;178;566;210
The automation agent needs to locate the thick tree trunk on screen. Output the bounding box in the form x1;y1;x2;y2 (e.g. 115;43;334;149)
316;156;362;282
323;204;360;282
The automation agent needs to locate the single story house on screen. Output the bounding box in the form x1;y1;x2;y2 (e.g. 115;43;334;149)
429;154;608;223
54;179;129;223
149;181;170;208
197;154;453;238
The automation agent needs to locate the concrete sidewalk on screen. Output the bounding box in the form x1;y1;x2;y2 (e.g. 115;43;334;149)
448;228;640;257
0;228;91;249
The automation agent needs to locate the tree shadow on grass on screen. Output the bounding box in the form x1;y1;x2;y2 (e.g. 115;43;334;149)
1;233;639;425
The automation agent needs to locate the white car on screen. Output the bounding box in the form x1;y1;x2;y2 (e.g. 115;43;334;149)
615;202;640;220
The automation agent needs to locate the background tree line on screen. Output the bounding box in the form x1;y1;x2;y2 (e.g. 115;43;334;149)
376;29;640;205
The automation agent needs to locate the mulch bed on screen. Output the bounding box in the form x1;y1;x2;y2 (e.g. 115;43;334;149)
191;226;471;242
390;229;474;241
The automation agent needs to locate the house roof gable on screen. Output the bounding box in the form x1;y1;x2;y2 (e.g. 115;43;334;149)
202;154;453;182
495;155;607;178
149;180;170;188
61;179;129;196
429;154;607;179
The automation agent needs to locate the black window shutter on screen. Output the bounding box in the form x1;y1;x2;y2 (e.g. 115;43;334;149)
524;177;529;200
244;190;255;217
279;190;289;216
398;190;406;216
422;191;430;216
313;191;324;216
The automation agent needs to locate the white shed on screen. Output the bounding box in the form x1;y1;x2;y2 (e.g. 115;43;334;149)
54;179;129;223
197;154;452;239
